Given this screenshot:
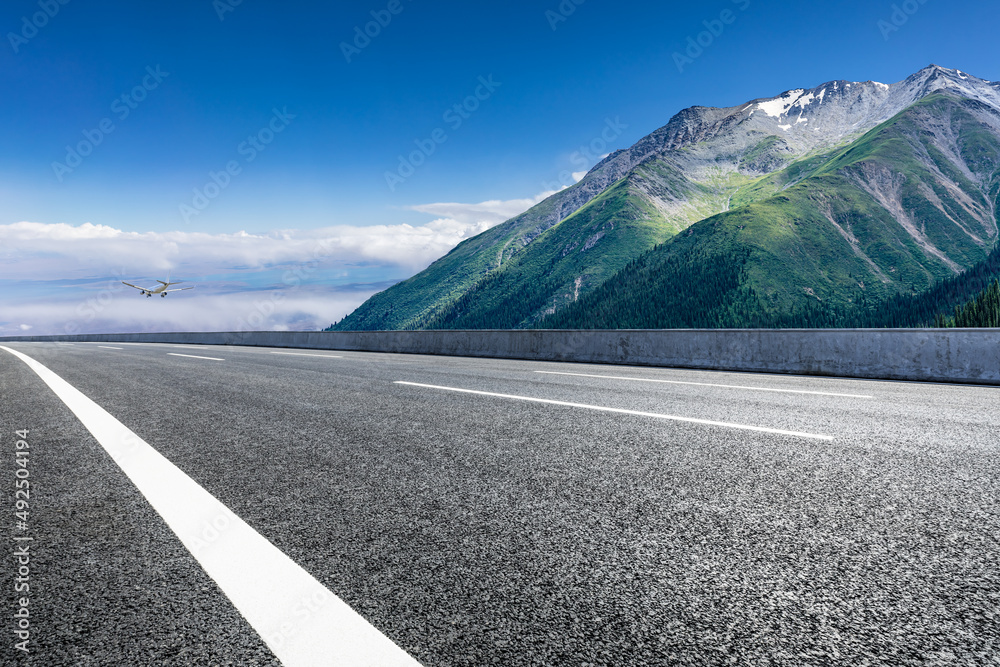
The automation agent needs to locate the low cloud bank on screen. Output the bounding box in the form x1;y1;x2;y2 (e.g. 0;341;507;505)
1;280;387;336
1;191;557;335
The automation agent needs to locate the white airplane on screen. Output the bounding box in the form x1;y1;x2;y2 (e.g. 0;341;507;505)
122;280;194;298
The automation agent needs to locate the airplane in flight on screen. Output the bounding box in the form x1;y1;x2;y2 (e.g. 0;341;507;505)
122;280;194;298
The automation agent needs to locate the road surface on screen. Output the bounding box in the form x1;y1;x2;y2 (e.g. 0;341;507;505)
1;342;998;666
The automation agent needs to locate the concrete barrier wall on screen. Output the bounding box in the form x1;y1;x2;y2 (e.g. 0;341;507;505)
2;329;999;386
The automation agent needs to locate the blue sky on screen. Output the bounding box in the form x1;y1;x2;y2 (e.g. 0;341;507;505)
2;0;997;333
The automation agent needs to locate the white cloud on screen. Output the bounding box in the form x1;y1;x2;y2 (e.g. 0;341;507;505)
0;217;499;334
0;283;376;336
572;171;588;183
0;187;565;335
1;187;565;284
0;218;498;280
408;190;557;225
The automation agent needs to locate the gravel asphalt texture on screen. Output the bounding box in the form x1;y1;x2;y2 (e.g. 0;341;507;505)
1;342;998;666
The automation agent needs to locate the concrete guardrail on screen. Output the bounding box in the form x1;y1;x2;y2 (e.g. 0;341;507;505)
2;329;999;386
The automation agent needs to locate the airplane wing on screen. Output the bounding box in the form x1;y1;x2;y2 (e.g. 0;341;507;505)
121;282;147;291
163;287;194;292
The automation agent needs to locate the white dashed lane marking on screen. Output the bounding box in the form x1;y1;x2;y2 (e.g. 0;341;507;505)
167;353;225;362
396;381;835;441
534;371;873;399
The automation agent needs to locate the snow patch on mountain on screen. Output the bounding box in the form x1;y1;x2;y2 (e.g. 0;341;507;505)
757;89;807;118
793;91;817;110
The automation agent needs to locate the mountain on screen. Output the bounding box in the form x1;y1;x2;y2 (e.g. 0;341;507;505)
542;92;1000;329
334;66;1000;331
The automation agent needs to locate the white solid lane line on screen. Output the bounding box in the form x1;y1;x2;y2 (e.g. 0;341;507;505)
98;346;124;350
0;345;421;667
396;381;834;441
270;352;344;359
534;371;873;399
168;353;225;361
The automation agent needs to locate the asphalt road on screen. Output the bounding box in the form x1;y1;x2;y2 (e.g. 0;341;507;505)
1;342;998;666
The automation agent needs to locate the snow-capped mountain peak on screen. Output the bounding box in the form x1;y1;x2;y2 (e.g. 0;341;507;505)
524;65;1000;237
674;65;1000;156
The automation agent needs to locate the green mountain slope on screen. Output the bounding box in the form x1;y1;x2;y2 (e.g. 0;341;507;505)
540;94;1000;329
415;172;689;329
336;164;765;330
335;130;809;330
411;155;801;329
